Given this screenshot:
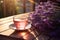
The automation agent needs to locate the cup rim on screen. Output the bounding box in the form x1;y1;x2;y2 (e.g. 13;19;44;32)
13;16;28;21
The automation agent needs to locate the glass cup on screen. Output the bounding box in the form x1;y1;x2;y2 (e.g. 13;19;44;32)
13;16;28;30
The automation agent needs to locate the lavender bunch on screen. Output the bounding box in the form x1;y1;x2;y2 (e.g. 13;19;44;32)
29;1;60;33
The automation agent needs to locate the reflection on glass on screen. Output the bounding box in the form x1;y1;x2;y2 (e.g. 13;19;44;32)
16;0;34;14
25;0;33;12
26;1;32;6
26;7;32;12
17;8;24;13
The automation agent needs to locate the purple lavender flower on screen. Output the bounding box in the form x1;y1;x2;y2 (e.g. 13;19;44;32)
29;1;60;34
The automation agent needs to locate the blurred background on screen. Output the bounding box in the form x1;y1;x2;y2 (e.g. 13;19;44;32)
0;0;60;18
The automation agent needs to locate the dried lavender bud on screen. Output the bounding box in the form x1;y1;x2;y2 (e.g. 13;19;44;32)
29;1;60;34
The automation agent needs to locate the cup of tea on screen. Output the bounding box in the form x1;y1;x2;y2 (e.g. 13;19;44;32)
13;16;28;30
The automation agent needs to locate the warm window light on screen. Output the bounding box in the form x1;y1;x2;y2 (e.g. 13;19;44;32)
20;32;26;36
21;32;28;40
23;35;28;39
20;32;28;39
0;0;3;3
28;0;36;4
18;32;28;39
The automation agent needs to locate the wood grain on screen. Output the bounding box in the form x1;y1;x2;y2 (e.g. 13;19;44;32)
0;12;30;36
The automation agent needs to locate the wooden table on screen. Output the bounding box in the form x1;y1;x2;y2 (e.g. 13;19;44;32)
0;12;29;34
0;13;58;40
0;12;40;40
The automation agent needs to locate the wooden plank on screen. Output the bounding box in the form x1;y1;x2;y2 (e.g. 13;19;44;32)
0;22;13;32
0;19;13;25
0;13;30;25
0;16;13;25
0;12;31;33
0;12;30;23
0;29;15;36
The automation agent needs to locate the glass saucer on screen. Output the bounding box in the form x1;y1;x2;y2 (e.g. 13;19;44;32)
9;23;31;30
